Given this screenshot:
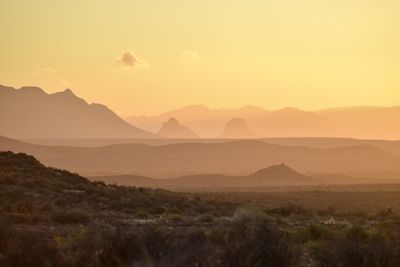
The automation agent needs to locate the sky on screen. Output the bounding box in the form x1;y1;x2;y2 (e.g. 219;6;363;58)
1;0;400;116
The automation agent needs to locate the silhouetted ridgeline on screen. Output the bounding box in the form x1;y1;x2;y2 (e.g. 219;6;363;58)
0;84;157;138
1;135;400;177
127;104;400;139
91;164;316;189
219;117;257;138
158;117;199;138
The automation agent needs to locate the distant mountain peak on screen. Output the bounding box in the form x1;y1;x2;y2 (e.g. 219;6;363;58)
252;163;306;178
220;117;257;138
158;117;199;138
18;86;46;95
0;84;157;138
255;163;293;174
167;117;179;124
62;88;74;95
51;88;83;101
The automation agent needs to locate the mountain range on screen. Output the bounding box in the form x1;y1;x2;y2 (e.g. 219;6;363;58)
20;137;400;157
92;163;387;189
126;105;400;139
3;84;400;140
220;118;257;138
91;164;316;188
127;105;269;138
0;84;156;138
2;135;400;177
158;117;199;138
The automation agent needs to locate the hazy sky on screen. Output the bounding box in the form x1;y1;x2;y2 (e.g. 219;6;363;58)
1;0;400;116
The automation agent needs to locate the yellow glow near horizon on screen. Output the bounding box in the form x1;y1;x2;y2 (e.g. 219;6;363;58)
1;0;400;116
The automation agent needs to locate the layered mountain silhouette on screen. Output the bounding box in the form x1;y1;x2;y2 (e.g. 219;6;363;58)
0;84;157;138
2;135;400;177
260;137;400;156
158;117;199;138
220;118;258;138
127;105;269;138
93;163;315;188
126;105;400;139
21;137;400;157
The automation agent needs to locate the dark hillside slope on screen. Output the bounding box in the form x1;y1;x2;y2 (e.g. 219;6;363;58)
0;151;300;267
0;151;232;218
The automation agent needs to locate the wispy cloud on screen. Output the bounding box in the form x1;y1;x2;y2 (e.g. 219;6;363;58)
181;50;199;61
33;67;72;89
114;51;149;69
34;67;56;76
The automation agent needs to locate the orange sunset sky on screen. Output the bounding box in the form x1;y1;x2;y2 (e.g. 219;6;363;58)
1;0;400;116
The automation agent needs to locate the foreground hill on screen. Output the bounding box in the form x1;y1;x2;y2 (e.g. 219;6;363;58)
0;151;231;215
1;135;400;177
0;151;244;266
0;84;157;138
3;151;400;266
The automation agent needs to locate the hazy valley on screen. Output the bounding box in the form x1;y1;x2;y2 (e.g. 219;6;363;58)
3;83;400;266
2;3;400;263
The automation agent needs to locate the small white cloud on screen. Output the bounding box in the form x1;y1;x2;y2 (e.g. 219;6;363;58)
59;78;72;88
114;51;149;69
181;50;199;61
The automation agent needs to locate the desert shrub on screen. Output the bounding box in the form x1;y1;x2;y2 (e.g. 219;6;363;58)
55;198;69;207
299;224;333;243
93;225;144;266
307;239;337;267
309;225;400;267
168;214;185;223
52;209;91;224
337;226;369;266
267;203;310;217
311;226;368;267
150;206;165;215
166;207;181;214
3;212;42;225
12;199;34;214
92;180;106;187
316;207;337;217
233;205;269;221
0;220;13;250
198;213;215;223
222;217;299;267
37;201;54;212
0;227;60;267
192;203;208;214
364;227;400;267
375;207;396;220
53;226;105;266
0;175;17;185
134;208;149;219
